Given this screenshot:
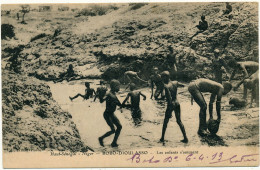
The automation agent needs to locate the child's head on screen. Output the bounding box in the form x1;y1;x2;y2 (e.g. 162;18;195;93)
69;64;73;69
110;79;120;92
129;83;136;91
85;82;90;88
161;71;170;82
201;15;205;21
223;82;232;95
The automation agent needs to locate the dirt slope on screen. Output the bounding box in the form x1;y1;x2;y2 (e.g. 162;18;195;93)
1;2;258;82
2;70;88;152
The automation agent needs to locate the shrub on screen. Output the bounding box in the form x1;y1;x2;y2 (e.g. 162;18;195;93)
1;24;15;40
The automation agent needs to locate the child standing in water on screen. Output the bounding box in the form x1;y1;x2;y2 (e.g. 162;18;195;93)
99;80;122;147
94;80;107;102
160;71;188;143
122;83;146;126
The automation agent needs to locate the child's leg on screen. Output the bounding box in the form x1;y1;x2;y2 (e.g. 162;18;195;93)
126;75;132;84
99;113;115;146
160;106;173;142
110;115;122;147
154;88;160;100
170;66;177;80
173;101;188;143
70;93;85;100
132;108;142;126
251;81;258;106
159;88;165;100
243;82;248;101
251;86;255;106
160;118;170;142
188;84;207;134
154;87;165;100
124;74;128;85
255;81;259;106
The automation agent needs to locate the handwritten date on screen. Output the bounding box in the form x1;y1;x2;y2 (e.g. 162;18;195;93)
127;152;259;164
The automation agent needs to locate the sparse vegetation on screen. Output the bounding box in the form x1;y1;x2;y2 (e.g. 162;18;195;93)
20;5;30;24
76;4;118;17
129;3;148;10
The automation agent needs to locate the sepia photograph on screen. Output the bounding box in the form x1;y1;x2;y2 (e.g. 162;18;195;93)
1;0;259;168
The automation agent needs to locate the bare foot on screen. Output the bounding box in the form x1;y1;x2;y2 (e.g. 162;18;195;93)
159;138;164;143
111;142;118;147
198;130;208;136
181;138;188;143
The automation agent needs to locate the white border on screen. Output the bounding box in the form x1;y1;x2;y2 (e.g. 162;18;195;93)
0;0;259;170
0;0;259;5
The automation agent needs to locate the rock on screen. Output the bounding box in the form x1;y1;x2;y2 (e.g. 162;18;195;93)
2;70;87;152
229;97;247;108
26;55;35;61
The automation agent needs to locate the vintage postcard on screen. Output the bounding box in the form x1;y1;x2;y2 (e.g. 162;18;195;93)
1;1;259;168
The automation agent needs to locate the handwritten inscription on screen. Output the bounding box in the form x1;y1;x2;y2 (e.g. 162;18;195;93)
127;152;259;164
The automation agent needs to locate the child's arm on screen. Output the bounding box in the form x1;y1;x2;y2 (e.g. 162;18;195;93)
116;97;122;107
216;90;223;122
229;68;237;81
250;84;256;107
234;76;247;91
139;92;146;100
191;95;193;105
209;94;216;119
122;93;130;107
241;64;249;78
125;83;130;90
100;92;108;103
150;80;154;99
93;89;98;102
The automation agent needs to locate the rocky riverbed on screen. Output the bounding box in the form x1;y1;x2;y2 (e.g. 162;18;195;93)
1;2;258;152
2;70;89;152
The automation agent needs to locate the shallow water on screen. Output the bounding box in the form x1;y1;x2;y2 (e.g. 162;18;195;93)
48;80;259;152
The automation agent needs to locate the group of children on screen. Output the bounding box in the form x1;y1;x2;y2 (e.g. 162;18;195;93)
68;57;258;147
68;71;238;147
66;46;258;148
